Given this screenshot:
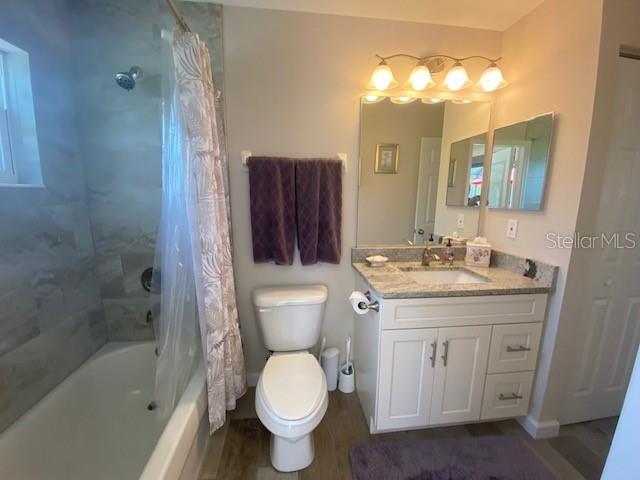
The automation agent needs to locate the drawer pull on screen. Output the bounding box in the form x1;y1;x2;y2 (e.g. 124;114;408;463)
499;393;523;401
506;345;531;352
429;341;437;368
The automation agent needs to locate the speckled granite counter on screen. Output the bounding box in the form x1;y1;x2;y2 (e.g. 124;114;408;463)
353;261;554;299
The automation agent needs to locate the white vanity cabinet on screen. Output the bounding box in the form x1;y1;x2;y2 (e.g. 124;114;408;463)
353;285;548;433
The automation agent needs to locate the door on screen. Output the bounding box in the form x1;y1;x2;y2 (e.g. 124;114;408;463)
430;325;491;425
413;137;441;243
560;56;640;423
377;328;438;430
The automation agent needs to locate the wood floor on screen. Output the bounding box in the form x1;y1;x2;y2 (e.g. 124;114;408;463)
198;388;617;480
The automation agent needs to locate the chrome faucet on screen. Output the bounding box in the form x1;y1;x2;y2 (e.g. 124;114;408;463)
422;247;441;266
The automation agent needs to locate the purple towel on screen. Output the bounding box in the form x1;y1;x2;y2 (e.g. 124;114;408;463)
295;159;342;265
247;156;296;265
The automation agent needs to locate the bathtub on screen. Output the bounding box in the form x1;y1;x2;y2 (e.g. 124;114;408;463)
0;342;208;480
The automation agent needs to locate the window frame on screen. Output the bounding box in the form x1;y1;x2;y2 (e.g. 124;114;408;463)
0;51;17;184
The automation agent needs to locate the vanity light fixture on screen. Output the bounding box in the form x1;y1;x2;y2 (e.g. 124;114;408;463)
408;62;435;91
368;60;398;91
362;94;385;104
367;53;507;95
421;98;444;104
390;96;417;104
443;61;472;91
476;63;508;92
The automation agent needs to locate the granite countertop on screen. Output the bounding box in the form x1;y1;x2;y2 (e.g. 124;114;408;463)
352;260;554;299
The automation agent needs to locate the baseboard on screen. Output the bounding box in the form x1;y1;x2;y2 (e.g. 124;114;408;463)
517;415;560;439
246;372;259;387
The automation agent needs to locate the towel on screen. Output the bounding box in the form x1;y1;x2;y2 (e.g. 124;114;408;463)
247;156;296;265
295;159;342;265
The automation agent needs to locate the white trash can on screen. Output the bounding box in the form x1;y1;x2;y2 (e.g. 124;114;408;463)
321;347;339;391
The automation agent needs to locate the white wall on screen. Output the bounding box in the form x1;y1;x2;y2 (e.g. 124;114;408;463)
222;6;501;377
481;0;603;433
434;101;491;239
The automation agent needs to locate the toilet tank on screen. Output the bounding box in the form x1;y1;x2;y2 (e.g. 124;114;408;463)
253;285;328;352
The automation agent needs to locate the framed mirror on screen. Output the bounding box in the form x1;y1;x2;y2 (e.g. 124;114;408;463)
357;98;491;245
488;113;553;210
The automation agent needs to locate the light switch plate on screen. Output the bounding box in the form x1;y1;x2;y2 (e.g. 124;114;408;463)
457;214;465;229
507;219;519;239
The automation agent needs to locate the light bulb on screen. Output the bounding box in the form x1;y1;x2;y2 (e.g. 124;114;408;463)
409;64;433;91
369;62;397;91
478;64;507;92
444;62;471;91
390;96;416;104
421;98;443;104
362;94;384;104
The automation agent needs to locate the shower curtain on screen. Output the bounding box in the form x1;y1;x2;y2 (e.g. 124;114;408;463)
154;28;246;433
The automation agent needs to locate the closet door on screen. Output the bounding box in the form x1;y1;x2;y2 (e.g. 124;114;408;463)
430;325;491;425
377;328;438;430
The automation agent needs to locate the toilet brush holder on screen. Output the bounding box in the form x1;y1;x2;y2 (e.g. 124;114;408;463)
338;364;355;393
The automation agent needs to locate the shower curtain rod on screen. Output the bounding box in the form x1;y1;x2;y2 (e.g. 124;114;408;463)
165;0;191;32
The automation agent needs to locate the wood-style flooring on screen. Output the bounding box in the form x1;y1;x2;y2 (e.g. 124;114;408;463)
199;388;617;480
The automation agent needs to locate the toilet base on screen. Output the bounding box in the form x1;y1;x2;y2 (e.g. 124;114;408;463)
270;433;314;472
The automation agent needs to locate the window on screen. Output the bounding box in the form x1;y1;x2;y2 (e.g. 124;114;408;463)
0;39;42;186
0;52;15;183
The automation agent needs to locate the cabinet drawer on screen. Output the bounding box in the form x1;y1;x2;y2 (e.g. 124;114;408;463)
382;294;547;330
488;323;542;373
481;372;534;420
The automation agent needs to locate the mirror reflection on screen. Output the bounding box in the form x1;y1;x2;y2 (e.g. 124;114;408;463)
488;113;553;210
357;98;491;245
446;134;486;207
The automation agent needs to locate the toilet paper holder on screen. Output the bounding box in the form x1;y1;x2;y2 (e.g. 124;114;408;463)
358;291;380;312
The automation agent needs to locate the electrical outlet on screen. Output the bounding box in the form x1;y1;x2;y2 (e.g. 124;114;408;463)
506;219;519;239
457;214;465;229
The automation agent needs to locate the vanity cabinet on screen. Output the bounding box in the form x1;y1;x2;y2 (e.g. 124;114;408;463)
353;285;548;433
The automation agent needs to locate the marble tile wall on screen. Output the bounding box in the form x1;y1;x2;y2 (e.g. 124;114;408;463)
71;0;224;340
0;0;106;432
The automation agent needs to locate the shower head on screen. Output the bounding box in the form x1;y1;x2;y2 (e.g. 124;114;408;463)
115;66;143;91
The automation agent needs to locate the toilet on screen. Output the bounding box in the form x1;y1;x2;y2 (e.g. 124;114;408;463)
253;285;329;472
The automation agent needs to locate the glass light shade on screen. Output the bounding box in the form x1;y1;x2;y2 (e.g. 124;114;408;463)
362;94;384;104
443;62;471;91
390;96;417;104
421;98;444;104
477;64;508;92
368;62;397;91
408;64;434;91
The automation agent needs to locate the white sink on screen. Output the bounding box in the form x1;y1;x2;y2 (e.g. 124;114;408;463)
404;269;488;285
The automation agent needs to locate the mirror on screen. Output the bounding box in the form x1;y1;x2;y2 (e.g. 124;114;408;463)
446;134;486;207
357;98;491;245
488;113;553;210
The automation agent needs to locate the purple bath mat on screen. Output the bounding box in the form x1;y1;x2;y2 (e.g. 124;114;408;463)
349;435;554;480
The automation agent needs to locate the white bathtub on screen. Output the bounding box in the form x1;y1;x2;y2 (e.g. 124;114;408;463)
0;342;208;480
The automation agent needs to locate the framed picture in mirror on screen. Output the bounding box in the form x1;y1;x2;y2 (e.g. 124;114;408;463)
375;143;399;173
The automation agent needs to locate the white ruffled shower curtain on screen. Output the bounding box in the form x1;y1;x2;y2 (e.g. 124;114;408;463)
155;28;246;433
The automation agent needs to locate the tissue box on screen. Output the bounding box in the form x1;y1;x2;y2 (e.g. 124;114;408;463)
465;238;491;267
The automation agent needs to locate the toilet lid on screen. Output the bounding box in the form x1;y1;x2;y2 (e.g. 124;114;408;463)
260;353;326;421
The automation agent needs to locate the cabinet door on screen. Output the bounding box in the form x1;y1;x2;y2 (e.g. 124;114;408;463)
430;325;491;425
377;329;438;430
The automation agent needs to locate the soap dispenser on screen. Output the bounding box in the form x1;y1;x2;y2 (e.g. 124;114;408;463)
444;238;455;265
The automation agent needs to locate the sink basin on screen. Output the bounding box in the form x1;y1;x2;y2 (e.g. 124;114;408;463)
403;269;489;285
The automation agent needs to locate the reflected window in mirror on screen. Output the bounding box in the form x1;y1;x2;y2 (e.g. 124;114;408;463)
357;97;491;246
445;134;487;207
488;113;553;210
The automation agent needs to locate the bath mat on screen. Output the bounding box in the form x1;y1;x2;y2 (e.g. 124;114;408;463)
349;435;554;480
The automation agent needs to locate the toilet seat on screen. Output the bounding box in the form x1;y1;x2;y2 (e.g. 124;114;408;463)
256;352;328;439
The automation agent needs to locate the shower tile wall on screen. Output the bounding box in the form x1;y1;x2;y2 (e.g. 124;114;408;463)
0;0;106;432
71;0;225;341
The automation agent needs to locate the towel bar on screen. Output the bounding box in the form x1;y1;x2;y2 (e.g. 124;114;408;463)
240;150;348;173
